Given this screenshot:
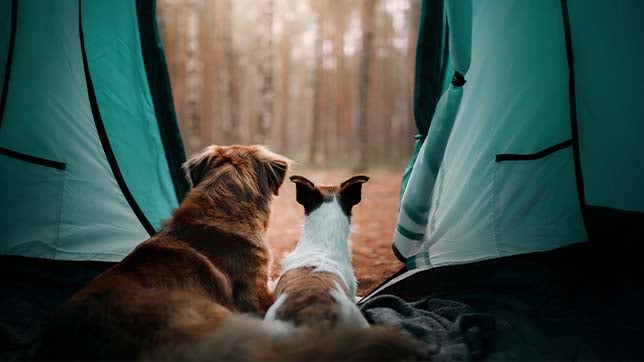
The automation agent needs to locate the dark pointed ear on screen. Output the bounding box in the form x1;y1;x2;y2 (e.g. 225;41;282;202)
182;146;218;187
290;175;323;212
340;175;369;210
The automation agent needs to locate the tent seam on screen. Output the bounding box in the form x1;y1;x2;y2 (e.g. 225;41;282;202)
0;146;66;170
0;0;17;129
496;139;573;162
493;159;499;256
559;0;589;236
134;0;189;203
78;0;156;237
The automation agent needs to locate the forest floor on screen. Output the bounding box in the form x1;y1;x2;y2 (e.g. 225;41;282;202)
267;168;405;297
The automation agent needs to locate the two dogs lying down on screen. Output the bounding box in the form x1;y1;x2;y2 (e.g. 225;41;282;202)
35;145;426;361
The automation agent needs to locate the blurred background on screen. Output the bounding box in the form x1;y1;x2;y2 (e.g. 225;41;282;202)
156;0;421;293
157;0;420;171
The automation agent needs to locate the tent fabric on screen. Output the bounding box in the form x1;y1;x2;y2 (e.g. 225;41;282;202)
567;0;644;212
394;0;643;270
395;85;464;268
443;0;470;75
400;0;449;198
135;0;190;203
0;0;15;121
0;0;186;262
82;0;177;232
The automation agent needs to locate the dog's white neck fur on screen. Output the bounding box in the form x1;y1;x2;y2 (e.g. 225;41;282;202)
281;197;357;298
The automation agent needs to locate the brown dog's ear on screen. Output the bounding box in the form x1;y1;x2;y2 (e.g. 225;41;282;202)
339;175;369;211
253;146;292;196
262;159;289;196
290;175;323;213
182;146;219;187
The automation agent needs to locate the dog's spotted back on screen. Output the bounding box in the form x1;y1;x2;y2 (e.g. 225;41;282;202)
265;175;370;330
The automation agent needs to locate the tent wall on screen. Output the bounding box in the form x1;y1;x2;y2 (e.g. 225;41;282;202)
567;0;644;213
394;0;644;269
135;0;190;204
0;1;13;111
0;0;185;262
83;0;178;231
0;0;148;260
400;0;448;198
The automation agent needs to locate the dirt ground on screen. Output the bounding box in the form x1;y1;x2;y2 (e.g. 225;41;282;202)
267;168;405;297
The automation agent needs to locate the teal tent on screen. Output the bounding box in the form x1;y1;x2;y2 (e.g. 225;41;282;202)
1;2;187;355
1;0;644;360
391;0;644;271
0;0;187;262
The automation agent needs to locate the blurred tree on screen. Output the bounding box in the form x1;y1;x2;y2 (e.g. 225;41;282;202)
403;0;421;161
308;1;324;165
158;0;419;169
184;0;202;152
331;3;352;165
217;0;240;144
354;0;376;172
277;5;292;154
199;0;216;146
257;0;275;144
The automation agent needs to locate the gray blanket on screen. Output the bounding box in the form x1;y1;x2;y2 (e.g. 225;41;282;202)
360;295;496;361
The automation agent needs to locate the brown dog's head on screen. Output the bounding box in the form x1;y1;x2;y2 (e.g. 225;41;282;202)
182;145;291;200
289;175;369;217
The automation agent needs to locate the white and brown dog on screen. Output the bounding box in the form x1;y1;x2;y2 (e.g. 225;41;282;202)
258;175;426;362
265;175;370;329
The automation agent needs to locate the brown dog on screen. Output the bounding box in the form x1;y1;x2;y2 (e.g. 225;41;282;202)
35;145;290;361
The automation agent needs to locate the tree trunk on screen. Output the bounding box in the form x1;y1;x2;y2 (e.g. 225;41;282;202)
278;15;290;154
257;0;274;144
332;7;348;165
309;10;324;165
216;0;240;145
354;0;375;172
184;0;202;154
402;0;421;158
199;0;216;146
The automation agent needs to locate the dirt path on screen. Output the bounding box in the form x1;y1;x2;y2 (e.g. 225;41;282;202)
267;169;405;297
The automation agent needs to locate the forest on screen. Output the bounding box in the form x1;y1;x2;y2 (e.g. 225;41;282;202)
157;0;420;171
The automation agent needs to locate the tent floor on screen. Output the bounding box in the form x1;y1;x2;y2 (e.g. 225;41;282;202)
2;240;643;361
0;256;113;361
358;241;644;361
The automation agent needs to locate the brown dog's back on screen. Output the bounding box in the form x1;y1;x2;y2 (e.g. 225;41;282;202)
35;145;291;361
34;238;235;361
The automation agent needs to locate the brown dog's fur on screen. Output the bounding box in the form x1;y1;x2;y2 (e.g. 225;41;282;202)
34;145;289;361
